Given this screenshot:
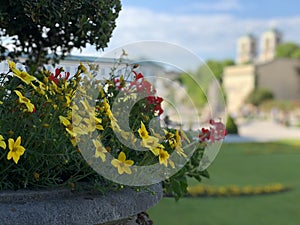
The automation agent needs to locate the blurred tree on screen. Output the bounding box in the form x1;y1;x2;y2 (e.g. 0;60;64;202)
246;88;274;107
0;0;121;71
225;115;238;134
178;59;234;107
206;59;234;81
275;42;300;58
179;72;207;107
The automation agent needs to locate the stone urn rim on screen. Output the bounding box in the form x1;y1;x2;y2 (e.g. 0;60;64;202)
0;183;163;225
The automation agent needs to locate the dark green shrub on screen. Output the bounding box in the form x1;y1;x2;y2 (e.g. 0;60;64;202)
226;115;238;134
246;88;274;106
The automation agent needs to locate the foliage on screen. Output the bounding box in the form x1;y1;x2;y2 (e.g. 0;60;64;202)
177;59;233;108
0;62;105;190
0;59;227;200
163;141;210;200
260;100;300;111
246;88;274;106
275;42;300;58
225;115;238;134
206;59;235;81
178;72;207;107
0;0;121;71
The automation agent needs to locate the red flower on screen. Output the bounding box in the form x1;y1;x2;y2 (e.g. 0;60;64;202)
147;96;164;116
130;70;164;116
198;119;227;143
209;119;227;140
130;70;156;95
49;68;70;85
154;104;164;116
64;72;70;80
132;70;144;80
198;128;211;142
49;74;59;85
147;96;163;104
113;78;123;90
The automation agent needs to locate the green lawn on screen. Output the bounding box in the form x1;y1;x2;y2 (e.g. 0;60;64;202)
148;141;300;225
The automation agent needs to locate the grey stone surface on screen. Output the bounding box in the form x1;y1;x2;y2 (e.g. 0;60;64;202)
99;216;138;225
0;183;162;225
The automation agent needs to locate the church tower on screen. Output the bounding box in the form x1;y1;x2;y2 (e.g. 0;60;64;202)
259;28;282;62
236;34;257;64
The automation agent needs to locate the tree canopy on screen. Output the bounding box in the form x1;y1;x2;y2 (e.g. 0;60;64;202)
275;42;300;58
246;88;274;107
206;59;235;81
0;0;121;71
178;59;234;107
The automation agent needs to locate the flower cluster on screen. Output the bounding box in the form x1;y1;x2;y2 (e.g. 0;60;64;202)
0;59;226;199
198;119;227;143
187;183;291;197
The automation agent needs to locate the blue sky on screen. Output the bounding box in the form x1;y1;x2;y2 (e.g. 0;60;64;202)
123;0;300;18
74;0;300;67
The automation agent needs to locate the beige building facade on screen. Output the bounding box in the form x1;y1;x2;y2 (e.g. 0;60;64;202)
236;34;257;64
224;58;300;114
223;64;255;113
224;29;299;115
259;29;282;63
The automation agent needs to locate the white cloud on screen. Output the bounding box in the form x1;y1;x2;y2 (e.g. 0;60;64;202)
72;6;300;69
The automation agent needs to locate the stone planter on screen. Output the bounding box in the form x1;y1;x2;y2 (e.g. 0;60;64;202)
0;183;162;225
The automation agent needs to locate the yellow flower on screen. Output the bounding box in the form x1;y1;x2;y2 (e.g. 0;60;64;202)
93;139;107;162
180;129;190;143
119;130;137;144
103;98;116;120
111;152;134;175
158;148;170;167
33;172;40;181
141;136;161;156
8;61;36;84
150;128;163;139
81;117;96;133
14;90;35;112
0;100;3;104
164;130;176;148
95;118;104;131
138;121;149;139
7;60;16;70
174;130;187;158
70;136;77;147
80;99;94;114
111;119;121;132
79;62;87;73
31;81;47;95
0;135;6;149
7;136;26;164
59;116;76;136
59;115;71;126
49;81;60;94
65;95;71;106
175;145;187;158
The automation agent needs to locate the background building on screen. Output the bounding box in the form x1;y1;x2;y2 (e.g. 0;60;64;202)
224;29;300;115
259;29;282;63
236;34;257;64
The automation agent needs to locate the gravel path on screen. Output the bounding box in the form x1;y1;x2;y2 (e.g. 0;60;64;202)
224;120;300;143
